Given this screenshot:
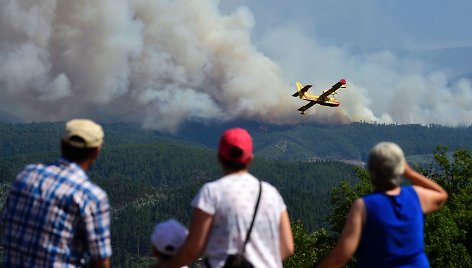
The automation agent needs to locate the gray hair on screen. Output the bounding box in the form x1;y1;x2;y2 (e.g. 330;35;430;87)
367;142;405;191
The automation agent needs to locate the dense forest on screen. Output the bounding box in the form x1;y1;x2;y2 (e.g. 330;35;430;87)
0;121;471;267
2;121;472;161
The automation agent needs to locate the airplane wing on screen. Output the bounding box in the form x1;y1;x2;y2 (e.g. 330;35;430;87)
298;101;317;114
318;79;346;100
292;84;312;97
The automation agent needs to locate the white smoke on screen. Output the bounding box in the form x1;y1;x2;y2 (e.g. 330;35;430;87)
0;0;300;131
1;0;471;131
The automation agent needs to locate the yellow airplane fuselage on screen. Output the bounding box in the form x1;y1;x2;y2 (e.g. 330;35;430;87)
300;94;340;107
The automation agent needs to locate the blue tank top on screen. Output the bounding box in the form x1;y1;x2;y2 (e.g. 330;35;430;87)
356;186;429;268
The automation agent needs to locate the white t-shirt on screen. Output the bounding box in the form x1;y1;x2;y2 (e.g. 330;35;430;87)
191;172;287;268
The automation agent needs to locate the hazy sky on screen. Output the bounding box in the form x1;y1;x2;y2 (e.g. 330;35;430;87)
1;0;471;131
221;1;472;50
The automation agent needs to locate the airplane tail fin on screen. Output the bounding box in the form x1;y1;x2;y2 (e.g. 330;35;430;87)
296;82;303;91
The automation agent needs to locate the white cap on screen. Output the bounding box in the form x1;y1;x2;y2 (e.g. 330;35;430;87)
62;119;104;148
150;219;188;256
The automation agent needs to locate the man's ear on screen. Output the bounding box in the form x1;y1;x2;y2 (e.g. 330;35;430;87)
91;147;101;161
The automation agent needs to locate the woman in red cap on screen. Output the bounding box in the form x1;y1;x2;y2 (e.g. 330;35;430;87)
156;128;294;268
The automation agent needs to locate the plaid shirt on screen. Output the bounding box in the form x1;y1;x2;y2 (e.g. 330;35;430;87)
1;158;112;267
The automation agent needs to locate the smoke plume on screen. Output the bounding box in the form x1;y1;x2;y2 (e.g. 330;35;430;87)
1;0;471;131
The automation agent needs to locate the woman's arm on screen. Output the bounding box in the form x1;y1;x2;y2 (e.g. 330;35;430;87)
279;210;294;260
157;208;213;268
404;162;448;214
317;198;365;268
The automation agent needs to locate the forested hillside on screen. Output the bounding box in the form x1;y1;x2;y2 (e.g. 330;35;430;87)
253;123;472;161
1;121;471;267
1;121;472;161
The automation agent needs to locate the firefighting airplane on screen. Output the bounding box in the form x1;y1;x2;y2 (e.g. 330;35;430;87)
292;79;347;115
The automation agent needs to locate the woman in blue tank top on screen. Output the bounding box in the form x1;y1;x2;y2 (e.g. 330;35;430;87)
318;142;448;268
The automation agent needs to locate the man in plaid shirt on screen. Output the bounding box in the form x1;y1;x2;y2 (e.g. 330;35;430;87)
1;119;112;267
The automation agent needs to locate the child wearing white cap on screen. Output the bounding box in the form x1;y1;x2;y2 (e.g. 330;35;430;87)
150;219;189;268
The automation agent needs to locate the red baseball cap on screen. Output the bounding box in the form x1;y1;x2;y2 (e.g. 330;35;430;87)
218;128;253;165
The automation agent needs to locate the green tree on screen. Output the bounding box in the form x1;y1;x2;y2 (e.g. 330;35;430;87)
424;146;472;267
283;221;332;268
